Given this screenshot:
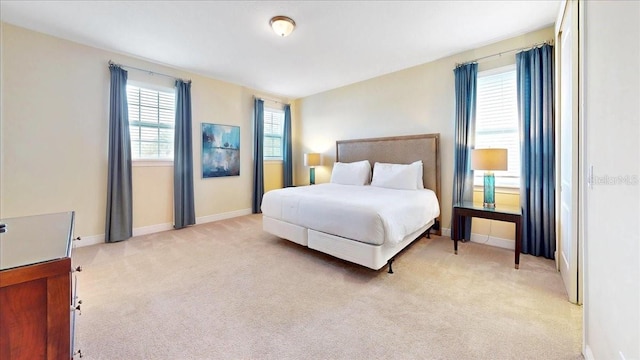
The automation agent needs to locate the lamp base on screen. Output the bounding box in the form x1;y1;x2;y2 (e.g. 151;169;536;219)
483;171;496;209
483;202;496;209
309;167;315;185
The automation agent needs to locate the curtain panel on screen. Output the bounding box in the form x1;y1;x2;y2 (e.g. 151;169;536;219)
516;44;556;259
283;104;293;187
451;63;478;241
174;80;196;229
252;99;265;213
105;64;133;242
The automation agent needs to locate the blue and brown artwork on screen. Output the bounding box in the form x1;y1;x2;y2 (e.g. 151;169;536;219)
202;123;240;178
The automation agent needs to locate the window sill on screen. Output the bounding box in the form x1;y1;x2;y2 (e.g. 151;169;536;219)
264;159;283;164
133;160;173;167
474;185;520;195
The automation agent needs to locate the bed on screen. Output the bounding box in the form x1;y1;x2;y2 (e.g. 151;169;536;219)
261;133;441;273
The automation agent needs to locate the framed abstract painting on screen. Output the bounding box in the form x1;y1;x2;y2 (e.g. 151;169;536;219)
201;123;240;178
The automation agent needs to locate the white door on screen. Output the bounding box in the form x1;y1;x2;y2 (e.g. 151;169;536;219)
557;0;580;304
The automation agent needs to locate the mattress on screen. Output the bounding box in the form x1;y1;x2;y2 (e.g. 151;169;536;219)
261;183;440;246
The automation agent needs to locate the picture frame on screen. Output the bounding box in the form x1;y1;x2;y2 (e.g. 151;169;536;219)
201;123;240;178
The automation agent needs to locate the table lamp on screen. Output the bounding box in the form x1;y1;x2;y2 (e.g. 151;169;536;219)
304;153;321;185
471;148;508;208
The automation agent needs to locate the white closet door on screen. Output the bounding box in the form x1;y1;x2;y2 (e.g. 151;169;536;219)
556;0;580;304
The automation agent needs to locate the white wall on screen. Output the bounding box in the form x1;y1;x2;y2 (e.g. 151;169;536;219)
0;23;289;240
293;27;554;241
582;1;640;359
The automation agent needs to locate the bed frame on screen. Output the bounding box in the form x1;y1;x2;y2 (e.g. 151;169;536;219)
336;133;441;236
263;133;441;273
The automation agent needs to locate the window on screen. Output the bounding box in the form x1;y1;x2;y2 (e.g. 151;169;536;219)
127;84;175;160
263;107;284;160
474;65;520;188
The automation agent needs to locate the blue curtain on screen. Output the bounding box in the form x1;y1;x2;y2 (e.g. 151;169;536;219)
516;44;555;259
451;63;478;241
174;80;196;229
252;99;265;213
282;104;293;187
105;64;132;242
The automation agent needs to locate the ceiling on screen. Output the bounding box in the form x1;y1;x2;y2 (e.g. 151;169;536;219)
0;1;560;99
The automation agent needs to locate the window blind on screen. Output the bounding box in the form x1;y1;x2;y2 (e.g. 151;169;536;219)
264;108;284;160
127;85;175;160
475;66;520;188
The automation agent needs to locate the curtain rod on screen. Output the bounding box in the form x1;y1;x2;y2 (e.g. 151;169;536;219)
108;60;190;83
254;96;288;106
455;40;554;68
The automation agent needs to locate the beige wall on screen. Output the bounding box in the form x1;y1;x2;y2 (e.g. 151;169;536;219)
0;23;288;238
132;166;173;228
471;190;519;240
0;22;552;242
264;161;283;192
294;26;554;241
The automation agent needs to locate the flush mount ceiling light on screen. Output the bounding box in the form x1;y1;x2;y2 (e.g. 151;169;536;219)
270;16;296;37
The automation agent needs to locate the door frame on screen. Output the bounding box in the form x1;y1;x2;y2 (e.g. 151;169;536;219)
554;0;584;305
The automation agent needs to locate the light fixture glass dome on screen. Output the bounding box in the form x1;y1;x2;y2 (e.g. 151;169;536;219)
270;16;295;37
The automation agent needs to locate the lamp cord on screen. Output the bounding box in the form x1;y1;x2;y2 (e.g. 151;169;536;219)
449;220;493;244
484;221;492;244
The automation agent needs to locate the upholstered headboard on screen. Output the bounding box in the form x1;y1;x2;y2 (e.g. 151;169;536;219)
336;133;441;234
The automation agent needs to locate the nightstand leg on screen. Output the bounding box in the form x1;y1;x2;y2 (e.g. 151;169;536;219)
515;217;522;269
452;210;459;255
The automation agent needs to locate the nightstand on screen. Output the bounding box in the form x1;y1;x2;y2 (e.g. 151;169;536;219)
0;211;81;359
452;201;522;269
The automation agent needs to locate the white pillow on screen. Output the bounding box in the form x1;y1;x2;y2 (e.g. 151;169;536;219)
330;160;372;185
414;160;425;189
371;161;424;190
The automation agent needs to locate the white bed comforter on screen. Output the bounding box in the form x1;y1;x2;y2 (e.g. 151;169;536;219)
261;184;440;246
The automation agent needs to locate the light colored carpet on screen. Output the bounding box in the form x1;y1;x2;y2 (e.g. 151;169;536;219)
72;214;582;360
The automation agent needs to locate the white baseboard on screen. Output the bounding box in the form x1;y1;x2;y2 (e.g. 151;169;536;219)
133;222;174;237
73;208;252;248
73;234;104;247
196;208;252;224
584;345;595;360
441;227;515;250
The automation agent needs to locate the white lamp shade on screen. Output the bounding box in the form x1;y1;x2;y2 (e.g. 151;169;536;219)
304;153;321;167
471;148;508;171
270;16;295;37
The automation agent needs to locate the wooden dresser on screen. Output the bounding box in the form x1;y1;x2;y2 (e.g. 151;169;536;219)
0;211;77;360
